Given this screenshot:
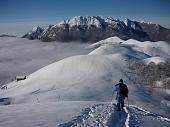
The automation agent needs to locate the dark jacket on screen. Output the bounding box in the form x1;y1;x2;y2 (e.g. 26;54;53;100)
114;83;128;102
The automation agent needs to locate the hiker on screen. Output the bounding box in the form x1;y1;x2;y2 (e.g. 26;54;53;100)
113;79;128;111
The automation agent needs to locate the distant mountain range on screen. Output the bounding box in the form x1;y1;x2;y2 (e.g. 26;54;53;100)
22;16;170;42
0;34;16;37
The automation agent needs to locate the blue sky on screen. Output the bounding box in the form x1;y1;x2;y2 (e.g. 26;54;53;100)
0;0;170;35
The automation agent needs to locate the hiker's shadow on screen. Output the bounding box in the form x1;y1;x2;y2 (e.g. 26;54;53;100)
107;105;128;127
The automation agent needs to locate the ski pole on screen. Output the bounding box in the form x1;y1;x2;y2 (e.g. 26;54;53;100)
111;93;114;105
127;97;129;107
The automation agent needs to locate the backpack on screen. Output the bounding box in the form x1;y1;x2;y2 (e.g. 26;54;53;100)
118;83;127;96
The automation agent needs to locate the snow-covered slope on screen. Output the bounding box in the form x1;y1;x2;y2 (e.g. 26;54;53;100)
90;37;170;57
0;101;103;127
143;56;167;65
1;37;170;104
1;37;170;127
1;54;127;102
89;36;124;48
123;39;170;58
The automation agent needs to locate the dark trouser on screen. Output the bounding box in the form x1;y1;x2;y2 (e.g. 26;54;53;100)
117;97;125;110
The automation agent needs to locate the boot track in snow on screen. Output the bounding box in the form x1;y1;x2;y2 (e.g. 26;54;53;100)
57;103;170;127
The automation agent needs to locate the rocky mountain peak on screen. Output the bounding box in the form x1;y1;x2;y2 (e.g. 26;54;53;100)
58;16;106;27
22;16;170;42
22;26;43;40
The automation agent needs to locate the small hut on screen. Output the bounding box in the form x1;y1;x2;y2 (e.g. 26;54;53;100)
15;76;27;81
1;85;7;90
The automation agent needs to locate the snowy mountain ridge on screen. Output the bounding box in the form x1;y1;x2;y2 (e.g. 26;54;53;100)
58;16;106;27
58;16;124;27
58;16;152;29
22;16;170;42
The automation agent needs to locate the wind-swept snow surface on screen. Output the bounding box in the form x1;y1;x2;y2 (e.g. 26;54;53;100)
0;102;170;127
0;101;102;127
0;36;170;127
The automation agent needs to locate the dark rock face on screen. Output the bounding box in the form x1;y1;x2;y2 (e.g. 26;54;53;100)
22;26;44;40
138;22;170;42
22;16;170;42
